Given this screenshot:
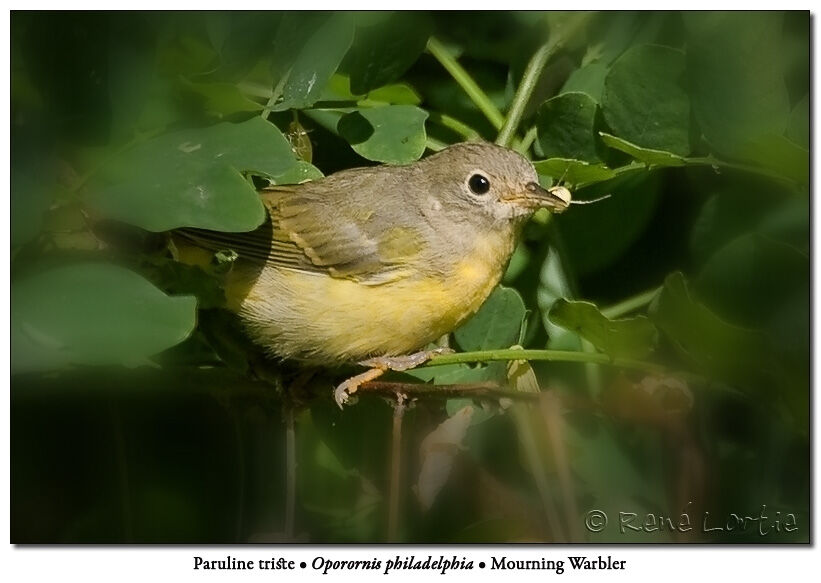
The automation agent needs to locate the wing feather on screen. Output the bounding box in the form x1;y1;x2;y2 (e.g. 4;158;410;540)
175;174;420;285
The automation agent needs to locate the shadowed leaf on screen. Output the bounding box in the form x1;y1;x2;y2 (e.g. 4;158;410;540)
12;263;197;372
549;298;657;358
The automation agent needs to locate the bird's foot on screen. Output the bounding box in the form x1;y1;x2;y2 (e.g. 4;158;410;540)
333;347;454;408
359;347;454;371
333;367;387;408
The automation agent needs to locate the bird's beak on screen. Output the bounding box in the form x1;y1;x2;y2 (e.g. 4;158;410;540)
501;182;571;213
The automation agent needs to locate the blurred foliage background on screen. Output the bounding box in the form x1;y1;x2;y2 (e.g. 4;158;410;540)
11;11;809;543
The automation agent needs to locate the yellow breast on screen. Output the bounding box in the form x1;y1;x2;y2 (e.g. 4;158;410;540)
230;229;515;363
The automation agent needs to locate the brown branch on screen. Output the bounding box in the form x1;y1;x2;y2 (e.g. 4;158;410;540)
359;381;540;402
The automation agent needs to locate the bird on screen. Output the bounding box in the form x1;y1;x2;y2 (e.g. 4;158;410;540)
173;141;571;406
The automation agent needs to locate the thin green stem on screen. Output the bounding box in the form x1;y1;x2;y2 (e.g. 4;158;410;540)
428;112;481;141
496;14;591;148
426;37;505;130
422;349;663;373
260;74;288;120
514;126;539;156
600;286;661;319
496;41;556;148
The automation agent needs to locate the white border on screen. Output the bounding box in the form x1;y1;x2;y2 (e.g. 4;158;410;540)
3;5;818;582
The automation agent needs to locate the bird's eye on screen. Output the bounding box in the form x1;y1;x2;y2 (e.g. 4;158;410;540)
468;173;490;195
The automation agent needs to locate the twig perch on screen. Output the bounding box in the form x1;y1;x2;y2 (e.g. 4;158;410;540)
359;381;539;402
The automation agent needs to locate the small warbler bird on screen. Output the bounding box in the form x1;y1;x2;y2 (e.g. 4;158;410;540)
175;141;571;405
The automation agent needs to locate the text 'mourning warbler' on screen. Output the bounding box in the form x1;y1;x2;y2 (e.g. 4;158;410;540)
175;141;573;406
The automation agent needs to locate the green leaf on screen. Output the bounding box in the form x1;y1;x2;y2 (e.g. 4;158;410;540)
560;63;608;102
599;132;686;167
337;105;428;164
537;248;581;350
740;134;809;185
602;44;690;155
365;83;421;106
454;286;526;352
11;263;197;372
689;191;770;265
554;172;660;276
536;92;601;163
787;94;809;149
204;12;281;82
274;160;325;185
548;298;656;358
344;12;432;95
695;234;809;328
12;158;56;248
88;118;305;232
684;12;790;156
180;79;263;116
533;158;619;186
649;271;765;384
271;13;355;111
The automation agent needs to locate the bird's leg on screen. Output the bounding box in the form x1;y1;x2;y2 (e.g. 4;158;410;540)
333;347;454;408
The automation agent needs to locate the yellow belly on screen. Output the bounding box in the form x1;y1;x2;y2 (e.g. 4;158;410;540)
229;235;513;363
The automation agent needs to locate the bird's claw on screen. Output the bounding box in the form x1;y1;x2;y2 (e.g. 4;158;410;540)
334;347;454;408
360;346;454;372
333;367;387;409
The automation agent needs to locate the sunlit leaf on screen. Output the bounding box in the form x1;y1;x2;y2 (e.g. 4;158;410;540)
88;118;308;232
271;13;355;111
533;158;618;186
366;83;422;106
338;105;428;164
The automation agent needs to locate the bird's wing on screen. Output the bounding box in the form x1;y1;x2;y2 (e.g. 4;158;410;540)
176;172;423;286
